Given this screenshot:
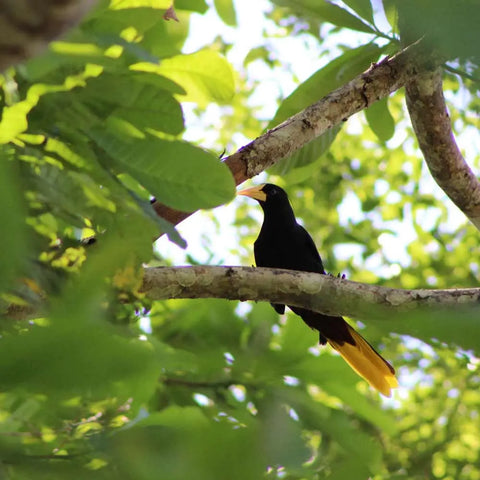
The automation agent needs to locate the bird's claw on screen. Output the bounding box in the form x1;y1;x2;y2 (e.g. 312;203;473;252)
327;272;346;279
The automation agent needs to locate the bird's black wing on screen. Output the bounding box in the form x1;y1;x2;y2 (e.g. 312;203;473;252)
295;224;326;274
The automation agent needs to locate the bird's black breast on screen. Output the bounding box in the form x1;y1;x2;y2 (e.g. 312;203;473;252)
254;222;326;274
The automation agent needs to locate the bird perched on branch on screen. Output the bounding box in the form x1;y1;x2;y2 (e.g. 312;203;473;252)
238;183;398;396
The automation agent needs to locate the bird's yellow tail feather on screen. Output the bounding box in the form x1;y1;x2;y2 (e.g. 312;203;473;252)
327;325;398;397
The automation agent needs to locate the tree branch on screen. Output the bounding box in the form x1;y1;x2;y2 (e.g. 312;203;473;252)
152;40;439;230
405;68;480;230
141;266;480;320
7;265;480;321
0;0;98;72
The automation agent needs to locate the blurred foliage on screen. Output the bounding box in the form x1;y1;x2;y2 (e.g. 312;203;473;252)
1;0;480;479
397;0;480;63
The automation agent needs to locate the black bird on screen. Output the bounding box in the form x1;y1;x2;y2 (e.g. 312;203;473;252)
238;183;398;396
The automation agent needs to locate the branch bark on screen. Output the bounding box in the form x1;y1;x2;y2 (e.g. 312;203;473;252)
153;40;439;230
7;265;480;321
405;68;480;230
141;266;480;320
0;0;98;72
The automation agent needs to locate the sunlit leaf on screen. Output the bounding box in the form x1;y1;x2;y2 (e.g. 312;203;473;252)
110;0;171;9
0;65;102;144
132;49;235;106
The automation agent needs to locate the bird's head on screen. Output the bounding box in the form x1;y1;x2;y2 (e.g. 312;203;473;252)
237;183;288;206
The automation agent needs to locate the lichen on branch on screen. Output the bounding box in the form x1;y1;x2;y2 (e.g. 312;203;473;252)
141;265;480;319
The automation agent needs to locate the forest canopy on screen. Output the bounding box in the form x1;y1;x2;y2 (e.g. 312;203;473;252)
1;0;480;479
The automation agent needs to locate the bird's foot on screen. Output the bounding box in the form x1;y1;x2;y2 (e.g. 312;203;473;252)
327;272;346;279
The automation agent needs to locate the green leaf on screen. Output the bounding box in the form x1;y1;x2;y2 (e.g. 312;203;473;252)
132;49;235;106
113;89;184;134
214;0;237;26
0;156;28;294
373;307;480;356
381;0;398;31
268;44;382;173
272;0;376;33
92;7;166;35
110;0;171;9
324;411;383;472
140;10;191;58
258;398;310;470
4;462;111;480
176;0;208;13
312;0;376;32
43;138;88;169
270;125;341;174
290;355;398;434
23;39;121;81
90;131;235;211
327;457;371;480
131;72;186;95
81;74;185;135
0;219;159;397
342;0;375;25
283;389;383;473
0;65;103;144
109;420;263;480
21;162;112;228
278;315;318;356
134;406;209;429
87;7;189;59
243;46;272;67
365;96;395;142
0;322;159;399
0;100;39;144
269;43;382;127
109;0;207;12
114;180;187;247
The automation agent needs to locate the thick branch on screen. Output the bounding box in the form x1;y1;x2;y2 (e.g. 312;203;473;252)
0;0;97;72
141;266;480;319
153;40;438;229
405;69;480;230
7;265;480;321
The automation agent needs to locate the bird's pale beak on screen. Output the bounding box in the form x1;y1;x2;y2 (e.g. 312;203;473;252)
237;184;267;202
